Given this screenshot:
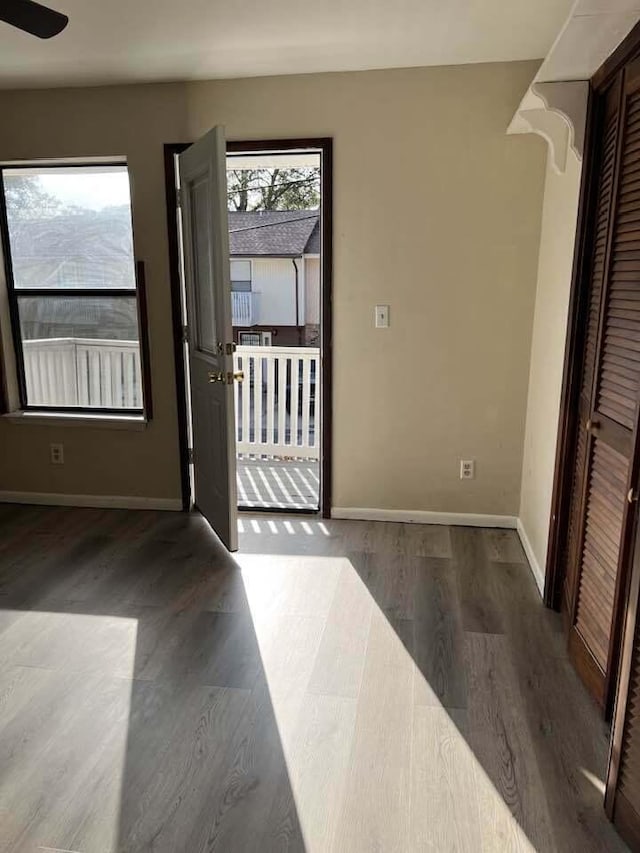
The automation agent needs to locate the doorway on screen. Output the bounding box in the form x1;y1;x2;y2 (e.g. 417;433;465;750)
164;137;332;519
227;144;324;512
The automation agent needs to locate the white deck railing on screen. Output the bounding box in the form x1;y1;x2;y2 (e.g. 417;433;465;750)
234;345;319;460
21;339;319;459
22;338;142;408
231;291;259;326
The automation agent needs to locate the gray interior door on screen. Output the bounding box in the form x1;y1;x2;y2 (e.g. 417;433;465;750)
179;126;238;550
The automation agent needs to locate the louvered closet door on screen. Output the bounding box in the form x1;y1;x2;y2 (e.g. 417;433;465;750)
604;59;640;847
569;65;640;711
564;84;620;627
605;520;640;847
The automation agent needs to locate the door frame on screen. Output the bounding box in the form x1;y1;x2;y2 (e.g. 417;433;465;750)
543;84;596;612
164;137;333;518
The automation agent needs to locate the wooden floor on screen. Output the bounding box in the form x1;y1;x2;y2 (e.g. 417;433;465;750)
0;505;628;853
237;457;319;510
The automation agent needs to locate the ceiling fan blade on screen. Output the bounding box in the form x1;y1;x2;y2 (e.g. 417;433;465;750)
0;0;68;39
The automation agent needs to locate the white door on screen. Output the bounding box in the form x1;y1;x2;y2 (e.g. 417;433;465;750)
179;126;238;550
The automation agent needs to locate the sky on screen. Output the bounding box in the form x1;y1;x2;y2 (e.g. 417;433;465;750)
38;168;131;211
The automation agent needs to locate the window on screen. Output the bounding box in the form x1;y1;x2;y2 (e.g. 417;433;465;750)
230;259;251;292
0;163;147;414
239;331;271;346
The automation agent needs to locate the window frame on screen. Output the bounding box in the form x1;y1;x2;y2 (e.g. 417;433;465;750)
230;257;252;292
238;331;272;347
0;160;152;418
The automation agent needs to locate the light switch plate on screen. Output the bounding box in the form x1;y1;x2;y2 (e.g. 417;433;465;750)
375;304;390;328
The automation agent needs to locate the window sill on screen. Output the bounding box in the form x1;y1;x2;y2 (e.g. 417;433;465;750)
3;411;148;431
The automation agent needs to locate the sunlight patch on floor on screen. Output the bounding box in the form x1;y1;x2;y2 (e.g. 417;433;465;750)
0;610;137;853
236;552;537;852
237;517;332;538
580;767;606;796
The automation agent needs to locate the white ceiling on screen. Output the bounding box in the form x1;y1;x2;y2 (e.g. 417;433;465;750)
0;0;574;89
507;0;640;172
538;0;640;82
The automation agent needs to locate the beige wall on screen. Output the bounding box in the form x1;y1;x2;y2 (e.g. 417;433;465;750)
519;149;582;575
186;62;546;514
0;62;546;515
0;83;187;501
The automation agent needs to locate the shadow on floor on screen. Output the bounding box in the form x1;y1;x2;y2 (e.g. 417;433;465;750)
0;504;629;852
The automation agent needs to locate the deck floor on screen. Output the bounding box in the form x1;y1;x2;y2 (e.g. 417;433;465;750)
237;457;319;510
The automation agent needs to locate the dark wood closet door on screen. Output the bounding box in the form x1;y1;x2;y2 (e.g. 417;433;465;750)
606;513;640;848
603;57;640;850
564;83;620;629
567;64;640;711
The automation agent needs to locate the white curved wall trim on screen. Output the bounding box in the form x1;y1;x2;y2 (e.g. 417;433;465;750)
507;0;640;173
507;81;588;175
534;81;588;161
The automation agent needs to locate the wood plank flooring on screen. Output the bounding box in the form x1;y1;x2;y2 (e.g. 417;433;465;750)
0;504;629;852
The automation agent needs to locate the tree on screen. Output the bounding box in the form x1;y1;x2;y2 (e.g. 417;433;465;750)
227;167;319;211
3;175;62;219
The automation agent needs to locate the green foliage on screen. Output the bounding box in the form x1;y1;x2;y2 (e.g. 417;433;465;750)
3;175;61;219
227;167;319;211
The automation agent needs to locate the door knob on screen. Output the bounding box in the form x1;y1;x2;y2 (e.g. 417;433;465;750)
628;488;638;504
208;370;244;384
586;418;600;432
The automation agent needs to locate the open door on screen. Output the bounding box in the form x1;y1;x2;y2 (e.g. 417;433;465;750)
179;126;238;550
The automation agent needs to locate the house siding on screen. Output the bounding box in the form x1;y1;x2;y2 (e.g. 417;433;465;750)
304;256;320;326
252;258;298;326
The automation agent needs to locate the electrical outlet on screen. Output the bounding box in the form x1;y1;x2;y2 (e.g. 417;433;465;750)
460;459;475;480
50;443;64;465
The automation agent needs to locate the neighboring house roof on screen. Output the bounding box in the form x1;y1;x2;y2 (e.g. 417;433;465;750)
9;207;320;293
228;210;319;257
8;207;135;290
305;219;320;254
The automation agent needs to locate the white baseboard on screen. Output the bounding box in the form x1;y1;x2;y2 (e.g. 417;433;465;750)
331;507;517;529
516;518;545;597
0;494;545;592
0;491;182;511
